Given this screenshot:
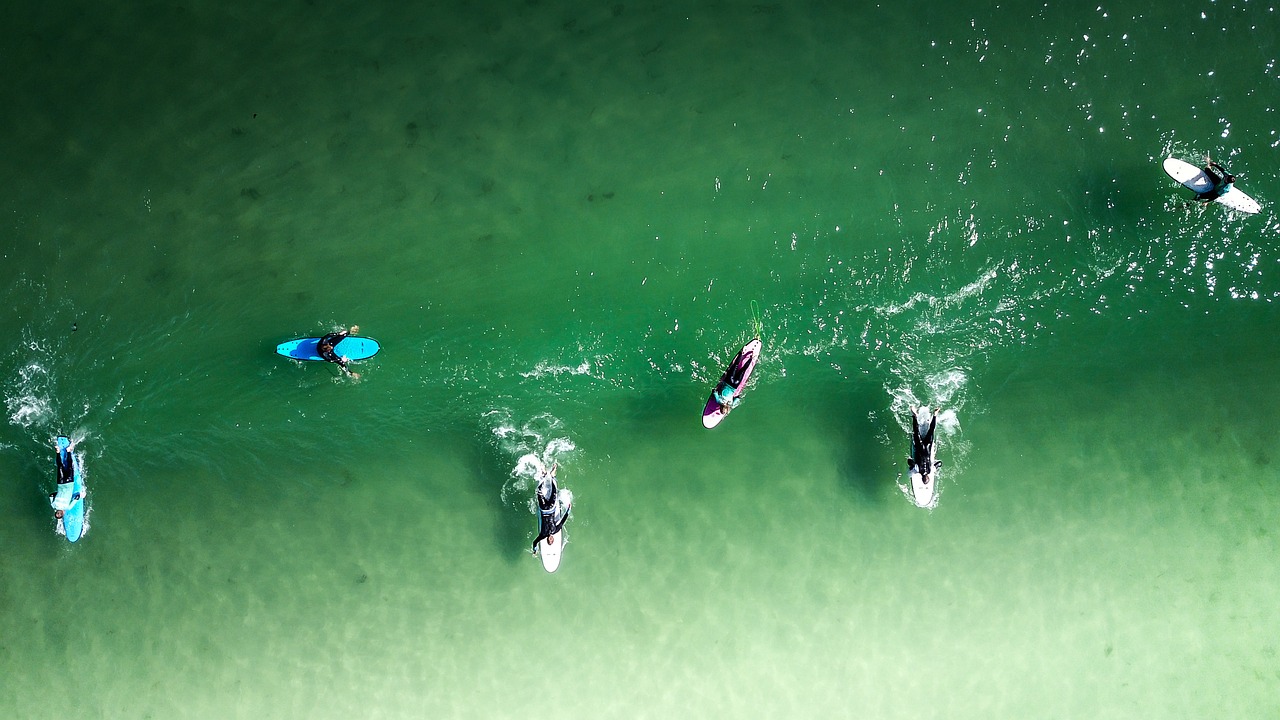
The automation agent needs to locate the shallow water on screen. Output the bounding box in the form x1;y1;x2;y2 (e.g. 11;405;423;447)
1;1;1278;717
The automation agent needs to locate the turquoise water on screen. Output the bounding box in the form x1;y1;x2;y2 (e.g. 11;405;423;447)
2;1;1278;717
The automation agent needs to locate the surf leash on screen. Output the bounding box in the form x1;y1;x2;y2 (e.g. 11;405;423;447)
750;300;764;340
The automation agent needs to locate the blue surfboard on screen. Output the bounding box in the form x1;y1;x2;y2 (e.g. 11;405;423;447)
276;336;381;362
53;436;86;543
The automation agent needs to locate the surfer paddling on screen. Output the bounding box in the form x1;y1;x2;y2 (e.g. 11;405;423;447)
702;338;761;428
531;464;571;555
318;325;361;379
49;438;80;520
907;407;942;488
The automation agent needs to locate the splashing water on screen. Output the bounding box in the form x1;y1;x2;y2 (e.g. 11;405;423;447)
7;362;54;428
886;371;970;509
486;410;577;504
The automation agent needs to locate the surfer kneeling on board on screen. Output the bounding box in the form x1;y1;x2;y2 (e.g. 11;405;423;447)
907;408;942;485
49;443;78;520
317;325;360;379
530;465;570;555
1198;156;1236;201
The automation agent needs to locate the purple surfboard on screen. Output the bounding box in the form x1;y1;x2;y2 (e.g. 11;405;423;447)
702;339;762;429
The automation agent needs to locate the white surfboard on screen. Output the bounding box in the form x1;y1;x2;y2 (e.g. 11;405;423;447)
1163;157;1260;214
909;471;935;509
537;498;570;573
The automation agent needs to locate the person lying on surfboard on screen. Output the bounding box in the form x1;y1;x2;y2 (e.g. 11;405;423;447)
907;407;942;485
317;325;361;379
1197;156;1235;202
712;346;756;414
49;439;80;521
530;465;570;555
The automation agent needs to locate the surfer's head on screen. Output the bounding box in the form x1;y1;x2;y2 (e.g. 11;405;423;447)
54;510;64;519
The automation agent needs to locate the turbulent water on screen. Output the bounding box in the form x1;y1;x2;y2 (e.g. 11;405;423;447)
1;1;1277;718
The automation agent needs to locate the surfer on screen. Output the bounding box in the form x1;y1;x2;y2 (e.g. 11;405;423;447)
714;343;757;412
49;441;79;520
530;464;570;555
317;325;361;379
1197;156;1236;201
907;407;942;485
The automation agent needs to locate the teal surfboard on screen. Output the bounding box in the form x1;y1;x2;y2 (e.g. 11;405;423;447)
54;436;86;543
276;336;380;362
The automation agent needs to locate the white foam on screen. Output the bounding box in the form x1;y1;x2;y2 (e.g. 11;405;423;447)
7;362;53;428
8;394;51;427
518;359;593;379
490;410;576;504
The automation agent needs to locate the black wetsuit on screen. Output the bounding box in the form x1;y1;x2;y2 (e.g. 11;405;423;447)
317;332;350;371
723;348;754;390
531;482;569;552
55;449;73;486
909;411;938;480
51;446;79;507
713;347;755;409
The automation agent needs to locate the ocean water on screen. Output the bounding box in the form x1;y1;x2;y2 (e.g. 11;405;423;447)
1;0;1277;717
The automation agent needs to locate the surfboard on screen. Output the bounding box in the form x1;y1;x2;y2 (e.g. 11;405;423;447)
276;336;381;362
702;339;762;429
54;436;86;542
1163;157;1261;214
534;470;571;573
908;406;938;509
537;497;571;573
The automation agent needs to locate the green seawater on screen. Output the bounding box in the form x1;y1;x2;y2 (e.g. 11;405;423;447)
1;1;1278;717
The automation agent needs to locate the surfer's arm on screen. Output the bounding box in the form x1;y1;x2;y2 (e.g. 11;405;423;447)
553;511;571;534
334;356;358;377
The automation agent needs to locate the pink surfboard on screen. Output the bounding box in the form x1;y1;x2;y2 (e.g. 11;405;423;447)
702;339;762;429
